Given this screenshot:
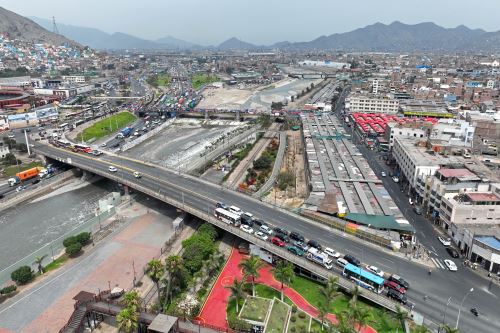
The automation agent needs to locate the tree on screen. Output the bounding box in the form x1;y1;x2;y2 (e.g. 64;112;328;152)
146;259;164;308
2;152;17;165
439;325;459;333
319;276;341;309
271;260;295;301
76;232;91;245
11;266;33;285
350;306;372;333
317;302;329;330
33;255;47;275
63;236;79;248
164;255;185;306
65;242;82;257
413;325;431;333
239;255;264;297
15;143;27;153
335;311;356;333
349;286;361;308
253;155;272;170
116;307;139;333
226;278;245;313
122;290;141;311
394;305;409;329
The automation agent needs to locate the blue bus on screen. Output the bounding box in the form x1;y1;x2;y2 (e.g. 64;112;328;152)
342;263;385;293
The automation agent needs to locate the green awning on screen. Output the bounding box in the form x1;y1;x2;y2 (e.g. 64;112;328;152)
345;213;415;233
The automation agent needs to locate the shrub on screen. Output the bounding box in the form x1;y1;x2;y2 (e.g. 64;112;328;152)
298;312;306;319
197;223;218;240
76;232;91;245
290;327;296;333
63;236;78;248
291;305;298;313
290;316;297;323
66;242;82;257
0;285;17;295
11;266;33;285
227;313;251;331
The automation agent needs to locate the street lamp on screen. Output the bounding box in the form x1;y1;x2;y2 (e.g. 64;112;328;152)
438;297;452;332
455;287;473;329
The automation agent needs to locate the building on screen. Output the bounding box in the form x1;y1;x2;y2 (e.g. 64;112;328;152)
345;95;399;114
0;141;9;158
62;75;86;84
468;235;500;274
399;99;452;118
385;121;432;149
0;76;31;88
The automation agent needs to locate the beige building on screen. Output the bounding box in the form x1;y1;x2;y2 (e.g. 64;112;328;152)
345;95;399;114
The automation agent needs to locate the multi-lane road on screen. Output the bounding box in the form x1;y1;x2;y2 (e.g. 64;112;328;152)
33;142;500;333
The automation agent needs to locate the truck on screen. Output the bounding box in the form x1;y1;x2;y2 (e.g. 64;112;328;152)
306;248;333;270
120;127;133;138
8;167;44;186
39;165;56;179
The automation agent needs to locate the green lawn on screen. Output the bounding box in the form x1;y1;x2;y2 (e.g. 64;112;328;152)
3;162;42;177
240;297;271;323
156;74;171;86
289;276;404;332
309;319;322;333
76;112;136;142
287;310;311;333
192;74;218;90
43;255;68;273
265;300;290;333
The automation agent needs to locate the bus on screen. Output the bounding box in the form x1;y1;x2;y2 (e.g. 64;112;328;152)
343;263;385;293
54;139;71;148
73;143;92;153
214;208;241;226
59;123;69;130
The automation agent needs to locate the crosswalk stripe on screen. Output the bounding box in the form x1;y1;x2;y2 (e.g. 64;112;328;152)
431;258;446;269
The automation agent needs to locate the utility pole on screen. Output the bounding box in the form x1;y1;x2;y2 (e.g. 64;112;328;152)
24;129;31;156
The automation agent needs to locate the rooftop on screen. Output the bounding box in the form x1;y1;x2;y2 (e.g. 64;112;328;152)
465;192;500;202
437;168;481;181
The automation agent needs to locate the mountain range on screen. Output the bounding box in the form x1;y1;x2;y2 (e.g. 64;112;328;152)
2;7;500;52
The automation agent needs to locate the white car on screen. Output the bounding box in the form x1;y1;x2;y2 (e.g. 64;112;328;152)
108;166;118;172
259;225;273;235
438;236;451;246
255;231;268;241
323;247;341;258
366;265;385;277
392;176;399;183
240;224;254;234
444;259;458;271
381;171;386;177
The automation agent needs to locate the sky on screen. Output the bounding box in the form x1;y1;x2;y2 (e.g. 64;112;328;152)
2;0;500;45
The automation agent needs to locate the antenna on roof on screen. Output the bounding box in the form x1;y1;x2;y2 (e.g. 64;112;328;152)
52;16;59;35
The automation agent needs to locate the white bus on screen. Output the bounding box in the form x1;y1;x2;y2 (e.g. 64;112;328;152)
214;208;241;226
59;123;69;130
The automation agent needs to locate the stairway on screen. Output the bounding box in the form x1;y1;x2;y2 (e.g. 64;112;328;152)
61;305;87;333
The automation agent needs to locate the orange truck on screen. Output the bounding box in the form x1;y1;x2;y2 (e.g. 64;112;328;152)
8;167;44;186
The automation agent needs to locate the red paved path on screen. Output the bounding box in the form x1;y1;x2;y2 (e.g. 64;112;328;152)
198;249;376;333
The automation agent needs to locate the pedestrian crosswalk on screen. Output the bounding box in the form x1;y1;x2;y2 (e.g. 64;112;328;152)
430;257;447;269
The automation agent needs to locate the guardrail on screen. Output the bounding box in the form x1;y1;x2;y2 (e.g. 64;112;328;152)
38;148;404;314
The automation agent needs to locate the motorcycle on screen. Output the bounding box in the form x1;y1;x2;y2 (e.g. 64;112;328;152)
470;307;479;317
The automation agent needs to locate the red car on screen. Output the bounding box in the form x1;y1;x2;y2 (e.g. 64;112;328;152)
384;280;406;294
271;237;286;247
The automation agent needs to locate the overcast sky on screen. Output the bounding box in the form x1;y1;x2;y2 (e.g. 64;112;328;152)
2;0;500;45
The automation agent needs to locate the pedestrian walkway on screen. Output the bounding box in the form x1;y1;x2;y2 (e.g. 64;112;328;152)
197;248;376;333
430;257;447;269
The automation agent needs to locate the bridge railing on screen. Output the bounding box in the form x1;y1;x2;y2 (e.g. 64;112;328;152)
39;148;405;314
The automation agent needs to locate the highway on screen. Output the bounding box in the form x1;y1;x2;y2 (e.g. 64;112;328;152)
33;142;500;333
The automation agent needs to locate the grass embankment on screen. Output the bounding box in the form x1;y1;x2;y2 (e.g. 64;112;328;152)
222;143;254;181
265;300;290;333
240;297;271;322
76;111;136;142
3;162;43;177
43;255;68;273
192;74;218;90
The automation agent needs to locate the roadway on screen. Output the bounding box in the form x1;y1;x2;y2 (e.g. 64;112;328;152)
33;142;500;333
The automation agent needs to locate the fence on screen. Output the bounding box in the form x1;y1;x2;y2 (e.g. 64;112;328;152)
120;118;175;152
0;207;116;286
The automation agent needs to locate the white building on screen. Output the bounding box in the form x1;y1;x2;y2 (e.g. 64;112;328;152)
0;76;31;87
385;121;431;149
299;60;350;69
62;75;86;84
345;95;399;114
486;79;496;89
372;79;379;95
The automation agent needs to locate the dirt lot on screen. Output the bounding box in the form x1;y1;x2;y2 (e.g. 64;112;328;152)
197;87;253;110
264;129;307;208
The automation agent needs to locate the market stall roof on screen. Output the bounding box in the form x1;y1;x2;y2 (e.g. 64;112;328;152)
345;213;415;233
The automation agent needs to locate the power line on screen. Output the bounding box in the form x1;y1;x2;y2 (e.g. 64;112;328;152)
52;16;59;35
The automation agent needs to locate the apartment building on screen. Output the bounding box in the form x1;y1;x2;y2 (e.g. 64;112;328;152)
345;95;399;114
385;121;431;149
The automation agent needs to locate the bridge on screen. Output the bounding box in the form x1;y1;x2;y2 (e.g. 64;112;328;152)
34;142;403;314
90;96;144;100
288;72;339;79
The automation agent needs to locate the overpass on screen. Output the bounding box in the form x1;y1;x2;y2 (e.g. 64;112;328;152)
288;72;339;79
90;96;144;100
34;142;403;313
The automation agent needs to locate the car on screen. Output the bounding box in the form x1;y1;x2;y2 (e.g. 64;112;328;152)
343;254;361;266
16;185;26;192
275;233;290;243
384;280;406;294
294;241;309;252
133;171;142;178
241;214;254;226
438;236;452;246
259;225;273;235
240;224;254;234
273;227;288;236
100;142;107;147
381;171;387;177
289;231;305;242
307;239;322;250
336;258;349;268
446;247;460;258
366;265;384;277
108;166;118;172
323;247;341;258
413;206;423;215
287;246;304;256
92;150;103;156
444;259;458;271
255;231;269;241
388;274;410;290
32;178;41;185
392;176;399;183
271;237;286;247
253;218;264;227
216;202;228;210
8;134;15;138
387;289;407;304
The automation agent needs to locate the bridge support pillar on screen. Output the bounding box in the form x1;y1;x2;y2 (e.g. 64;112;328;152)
204;109;208;120
235;110;240;122
123;185;129;196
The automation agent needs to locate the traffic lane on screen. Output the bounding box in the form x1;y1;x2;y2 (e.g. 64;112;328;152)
37;146;500;330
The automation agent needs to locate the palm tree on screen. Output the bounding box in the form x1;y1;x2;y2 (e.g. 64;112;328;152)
317;302;329;331
146;259;164;307
335;311;356;333
348;286;361;308
238;255;264;297
122;290;141;311
271;260;295;301
351;306;372;333
413;325;431;333
439;324;459;333
164;255;184;305
319;276;341;309
226;278;245;313
116;307;139;333
394;305;410;330
33;255;47;275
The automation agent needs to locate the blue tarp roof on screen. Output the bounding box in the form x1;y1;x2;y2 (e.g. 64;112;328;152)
476;236;500;251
